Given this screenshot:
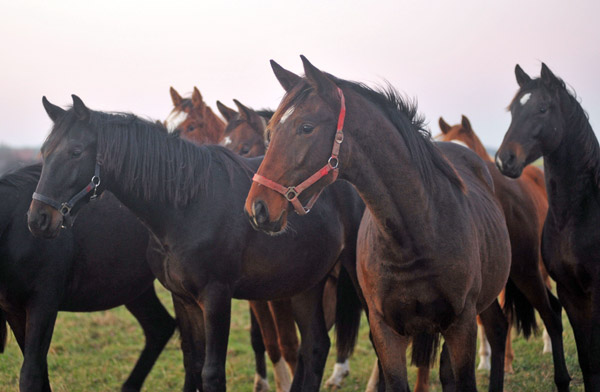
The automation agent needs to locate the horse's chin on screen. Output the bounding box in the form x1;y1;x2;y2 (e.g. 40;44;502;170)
27;218;63;239
246;209;288;236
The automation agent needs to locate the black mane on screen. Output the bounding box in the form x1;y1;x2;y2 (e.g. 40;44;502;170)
280;76;464;191
46;110;252;208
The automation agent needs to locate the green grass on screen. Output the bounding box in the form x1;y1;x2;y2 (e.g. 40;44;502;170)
0;282;584;391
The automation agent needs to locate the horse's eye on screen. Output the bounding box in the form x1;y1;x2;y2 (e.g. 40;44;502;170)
539;105;548;113
299;124;315;134
240;144;250;155
187;125;195;132
71;149;82;158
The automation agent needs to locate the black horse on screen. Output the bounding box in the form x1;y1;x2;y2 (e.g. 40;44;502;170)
0;163;176;391
27;96;364;392
497;63;599;391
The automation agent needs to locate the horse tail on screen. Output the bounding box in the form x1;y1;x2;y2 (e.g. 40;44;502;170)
411;332;441;368
503;278;538;338
0;309;7;353
334;266;362;359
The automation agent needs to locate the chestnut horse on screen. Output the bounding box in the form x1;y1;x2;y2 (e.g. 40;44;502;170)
497;63;599;391
245;56;512;391
215;98;355;389
27;95;364;392
436;116;568;385
166;87;299;391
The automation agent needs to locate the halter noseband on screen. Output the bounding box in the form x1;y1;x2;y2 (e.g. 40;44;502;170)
252;87;346;215
32;161;102;219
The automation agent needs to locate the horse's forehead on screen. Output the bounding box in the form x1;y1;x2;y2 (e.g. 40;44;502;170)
165;109;189;132
519;92;532;106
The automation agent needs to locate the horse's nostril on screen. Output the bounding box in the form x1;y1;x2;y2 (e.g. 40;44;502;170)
253;200;269;225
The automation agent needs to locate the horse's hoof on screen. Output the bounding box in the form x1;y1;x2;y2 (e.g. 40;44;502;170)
504;364;515;374
324;360;350;389
254;374;270;392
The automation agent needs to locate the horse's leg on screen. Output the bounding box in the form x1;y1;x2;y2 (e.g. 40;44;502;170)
290;281;330;391
478;300;508;392
439;342;455;392
441;309;478;392
540;258;554;354
269;299;298;387
415;366;430;392
476;316;491;371
496;288;514;374
18;303;58;392
249;304;270;392
199;282;232;392
172;294;206;392
122;285;177;392
509;269;570;391
368;310;410;391
4;310;53;392
364;359;380;392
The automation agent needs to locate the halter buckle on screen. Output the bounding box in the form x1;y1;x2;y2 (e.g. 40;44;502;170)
59;203;71;216
284;187;298;201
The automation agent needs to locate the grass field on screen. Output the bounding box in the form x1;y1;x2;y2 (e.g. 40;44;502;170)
0;282;585;391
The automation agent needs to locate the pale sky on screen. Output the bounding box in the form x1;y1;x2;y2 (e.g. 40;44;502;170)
1;1;598;149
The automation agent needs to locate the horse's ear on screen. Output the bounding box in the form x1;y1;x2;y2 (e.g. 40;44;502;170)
170;86;183;107
461;115;473;132
71;95;90;122
42;96;66;122
233;99;253;121
540;63;559;86
301;55;339;108
192;87;205;108
216;101;238;122
515;65;532;87
270;60;302;92
438;117;451;134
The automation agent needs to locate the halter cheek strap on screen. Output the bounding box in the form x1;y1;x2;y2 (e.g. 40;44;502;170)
32;161;102;218
252;87;346;215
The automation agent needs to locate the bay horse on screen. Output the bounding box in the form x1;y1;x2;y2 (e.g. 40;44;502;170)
0;164;176;391
166;87;300;391
436;115;568;385
496;63;600;391
245;56;514;391
215;98;355;389
27;95;364;392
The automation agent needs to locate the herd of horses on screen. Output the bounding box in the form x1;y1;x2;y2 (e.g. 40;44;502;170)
1;57;597;392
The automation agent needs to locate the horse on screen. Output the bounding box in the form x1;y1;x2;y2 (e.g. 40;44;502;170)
245;56;514;392
0;164;176;391
436;115;568;385
27;95;364;392
166;87;299;391
496;63;599;391
165;86;226;144
215;98;356;389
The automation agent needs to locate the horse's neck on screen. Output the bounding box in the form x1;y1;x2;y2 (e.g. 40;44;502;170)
544;115;600;223
345;119;443;254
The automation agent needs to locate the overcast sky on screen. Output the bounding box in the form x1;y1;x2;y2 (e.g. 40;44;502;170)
1;1;598;149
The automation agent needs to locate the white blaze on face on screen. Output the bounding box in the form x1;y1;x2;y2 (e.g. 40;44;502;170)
222;136;232;146
520;92;532;106
164;110;188;132
279;106;295;124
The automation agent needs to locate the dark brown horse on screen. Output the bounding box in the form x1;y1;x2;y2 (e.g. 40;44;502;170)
166;87;298;391
27;95;364;392
437;115;568;386
0;164;176;392
215;98;355;389
496;63;599;391
245;56;514;392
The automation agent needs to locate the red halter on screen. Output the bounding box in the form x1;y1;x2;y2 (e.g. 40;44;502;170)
252;87;346;215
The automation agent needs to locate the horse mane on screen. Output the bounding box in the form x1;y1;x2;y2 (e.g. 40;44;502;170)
47;110;252;208
279;77;465;192
0;163;41;190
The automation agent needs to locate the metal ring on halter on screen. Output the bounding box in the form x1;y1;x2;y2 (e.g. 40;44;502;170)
335;132;344;144
328;156;339;169
285;187;298;201
59;203;72;216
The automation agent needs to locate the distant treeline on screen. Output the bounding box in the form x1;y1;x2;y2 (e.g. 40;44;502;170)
0;145;40;175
